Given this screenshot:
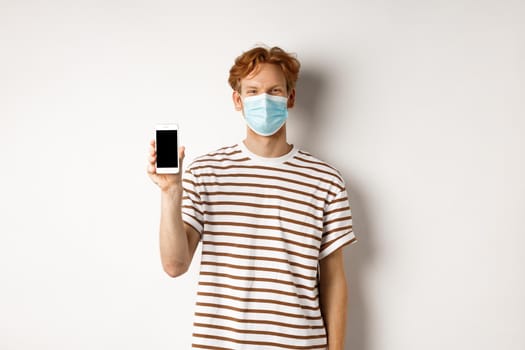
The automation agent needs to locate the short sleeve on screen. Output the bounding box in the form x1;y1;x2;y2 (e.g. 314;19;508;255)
181;168;204;239
318;188;357;260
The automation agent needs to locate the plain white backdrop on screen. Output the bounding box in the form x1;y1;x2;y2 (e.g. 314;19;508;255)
1;0;523;349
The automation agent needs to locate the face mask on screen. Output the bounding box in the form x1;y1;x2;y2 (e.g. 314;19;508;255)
242;93;288;136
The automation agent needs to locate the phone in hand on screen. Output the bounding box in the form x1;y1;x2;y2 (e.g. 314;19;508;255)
155;123;179;174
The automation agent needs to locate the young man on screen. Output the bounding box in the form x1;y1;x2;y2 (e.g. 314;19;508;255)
147;46;357;350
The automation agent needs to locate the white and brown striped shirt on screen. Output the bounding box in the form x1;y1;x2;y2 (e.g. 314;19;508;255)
182;142;357;350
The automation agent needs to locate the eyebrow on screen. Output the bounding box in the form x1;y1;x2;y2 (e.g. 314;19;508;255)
244;84;285;90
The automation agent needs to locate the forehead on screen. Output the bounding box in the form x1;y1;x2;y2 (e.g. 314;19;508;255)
241;63;287;87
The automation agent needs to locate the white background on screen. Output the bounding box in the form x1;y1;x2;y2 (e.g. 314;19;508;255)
1;0;523;349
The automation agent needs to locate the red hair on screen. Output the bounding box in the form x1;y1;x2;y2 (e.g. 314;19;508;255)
228;46;301;93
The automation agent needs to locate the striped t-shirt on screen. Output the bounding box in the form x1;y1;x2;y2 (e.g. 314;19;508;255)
181;141;357;350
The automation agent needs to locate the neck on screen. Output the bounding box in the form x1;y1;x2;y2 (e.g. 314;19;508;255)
243;125;292;158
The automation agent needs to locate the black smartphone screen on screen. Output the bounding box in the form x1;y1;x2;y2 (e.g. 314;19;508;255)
156;130;178;168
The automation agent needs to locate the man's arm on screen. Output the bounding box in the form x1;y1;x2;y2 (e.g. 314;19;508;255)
319;247;348;350
159;188;201;277
147;141;200;277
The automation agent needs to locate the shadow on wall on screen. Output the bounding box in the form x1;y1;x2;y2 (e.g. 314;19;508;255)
293;68;326;146
295;67;373;350
343;184;372;350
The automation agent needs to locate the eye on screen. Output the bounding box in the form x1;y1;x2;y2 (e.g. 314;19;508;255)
246;89;257;95
271;88;283;94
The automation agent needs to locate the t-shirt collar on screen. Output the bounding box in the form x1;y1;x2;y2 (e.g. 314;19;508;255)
237;140;298;164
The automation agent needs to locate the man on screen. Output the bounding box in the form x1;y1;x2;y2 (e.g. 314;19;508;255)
147;45;357;350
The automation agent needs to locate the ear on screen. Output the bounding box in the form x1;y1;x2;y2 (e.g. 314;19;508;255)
232;90;243;111
287;88;296;109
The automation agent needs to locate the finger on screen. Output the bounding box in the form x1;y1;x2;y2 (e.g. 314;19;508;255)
149;140;156;154
179;146;186;168
147;163;156;174
147;148;156;161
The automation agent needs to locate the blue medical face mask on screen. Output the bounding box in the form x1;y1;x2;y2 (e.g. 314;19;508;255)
242;93;288;136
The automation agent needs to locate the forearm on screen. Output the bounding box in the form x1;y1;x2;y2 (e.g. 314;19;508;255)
320;276;348;350
159;187;190;276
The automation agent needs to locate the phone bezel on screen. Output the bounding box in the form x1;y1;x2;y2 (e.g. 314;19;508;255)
155;123;180;174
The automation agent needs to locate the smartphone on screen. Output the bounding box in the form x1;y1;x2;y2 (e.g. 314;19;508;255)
155;123;179;174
